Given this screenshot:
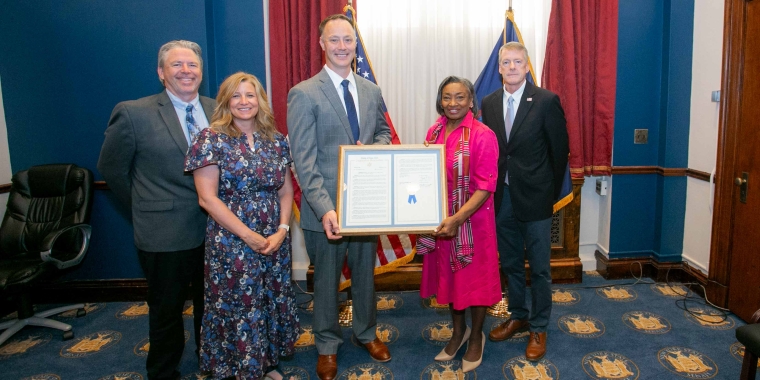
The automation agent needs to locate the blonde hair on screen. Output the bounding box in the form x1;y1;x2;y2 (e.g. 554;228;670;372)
210;72;277;140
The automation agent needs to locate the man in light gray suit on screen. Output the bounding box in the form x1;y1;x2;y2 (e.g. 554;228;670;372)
98;40;215;380
287;14;392;380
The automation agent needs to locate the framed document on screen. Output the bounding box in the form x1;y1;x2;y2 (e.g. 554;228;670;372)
336;144;447;235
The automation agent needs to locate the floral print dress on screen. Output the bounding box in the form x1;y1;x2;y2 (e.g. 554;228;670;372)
185;128;300;380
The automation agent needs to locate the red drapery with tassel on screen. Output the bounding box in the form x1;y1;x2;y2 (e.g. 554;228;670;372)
268;0;351;135
542;0;618;178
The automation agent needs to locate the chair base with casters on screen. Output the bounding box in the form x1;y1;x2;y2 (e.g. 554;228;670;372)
0;303;86;346
737;308;760;380
0;164;94;348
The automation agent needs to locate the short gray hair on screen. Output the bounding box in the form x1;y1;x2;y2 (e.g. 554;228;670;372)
498;41;529;61
157;40;203;69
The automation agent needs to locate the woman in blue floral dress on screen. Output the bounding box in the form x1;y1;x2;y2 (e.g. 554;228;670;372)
184;72;299;380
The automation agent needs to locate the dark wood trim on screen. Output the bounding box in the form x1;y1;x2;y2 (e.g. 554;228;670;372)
611;166;684;177
707;0;745;309
610;166;712;182
594;251;708;298
685;168;712;182
0;167;714;195
0;181;109;193
32;279;148;303
94;181;109;191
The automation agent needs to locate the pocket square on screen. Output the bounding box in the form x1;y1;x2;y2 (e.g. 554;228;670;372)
527;98;533;101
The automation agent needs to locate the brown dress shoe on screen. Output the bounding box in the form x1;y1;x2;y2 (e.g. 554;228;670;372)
317;354;338;380
363;337;392;362
489;319;529;341
525;332;547;361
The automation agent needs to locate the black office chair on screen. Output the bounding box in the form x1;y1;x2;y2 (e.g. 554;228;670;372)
0;164;93;346
737;308;760;380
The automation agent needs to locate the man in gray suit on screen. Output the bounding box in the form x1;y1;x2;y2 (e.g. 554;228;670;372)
287;14;392;380
98;40;215;380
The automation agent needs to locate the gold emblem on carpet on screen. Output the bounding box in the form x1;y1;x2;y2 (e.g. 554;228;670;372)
596;286;637;302
60;330;121;358
351;323;399;346
622;311;670;334
57;303;104;318
503;357;558;380
133;330;190;357
582;351;638;380
421;360;475;379
651;283;689;298
684;307;734;330
658;347;717;378
376;294;403;312
423;296;450;310
97;372;143;380
182;303;194;318
730;342;760;367
280;366;309;379
559;314;605;338
116;303;149;320
294;325;315;352
423;321;456;346
552;288;581;305
338;363;392;379
0;332;52;358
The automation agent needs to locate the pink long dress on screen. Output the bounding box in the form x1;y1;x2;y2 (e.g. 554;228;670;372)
419;112;502;310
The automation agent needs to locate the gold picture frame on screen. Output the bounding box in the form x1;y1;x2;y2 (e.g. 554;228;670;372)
336;144;448;235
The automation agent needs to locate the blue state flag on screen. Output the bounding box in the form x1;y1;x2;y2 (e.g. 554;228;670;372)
473;10;572;212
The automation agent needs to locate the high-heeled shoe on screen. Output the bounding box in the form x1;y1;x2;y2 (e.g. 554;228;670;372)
461;332;485;373
435;326;471;361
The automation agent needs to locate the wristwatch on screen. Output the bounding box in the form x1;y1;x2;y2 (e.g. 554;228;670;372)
278;224;290;232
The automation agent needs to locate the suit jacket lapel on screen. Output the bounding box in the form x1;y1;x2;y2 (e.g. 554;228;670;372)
157;91;190;153
318;69;354;141
355;73;372;143
490;93;508;147
200;96;215;122
509;82;536;142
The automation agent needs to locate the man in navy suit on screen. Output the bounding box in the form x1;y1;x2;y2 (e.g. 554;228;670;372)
481;41;569;361
98;40;215;380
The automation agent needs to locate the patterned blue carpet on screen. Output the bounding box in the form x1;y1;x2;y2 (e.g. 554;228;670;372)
0;271;756;379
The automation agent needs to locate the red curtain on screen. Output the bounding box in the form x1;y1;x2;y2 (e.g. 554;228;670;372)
542;0;617;178
269;0;352;135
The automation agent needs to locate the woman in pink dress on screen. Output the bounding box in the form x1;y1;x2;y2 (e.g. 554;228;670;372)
418;76;502;373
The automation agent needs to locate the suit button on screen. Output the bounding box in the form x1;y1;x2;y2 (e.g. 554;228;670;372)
506;155;511;159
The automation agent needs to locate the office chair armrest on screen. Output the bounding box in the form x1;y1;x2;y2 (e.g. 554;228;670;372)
752;308;760;324
40;224;92;269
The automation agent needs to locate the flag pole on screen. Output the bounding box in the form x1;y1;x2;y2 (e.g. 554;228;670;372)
489;1;514;319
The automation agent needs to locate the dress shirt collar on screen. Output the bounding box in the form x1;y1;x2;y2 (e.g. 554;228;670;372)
166;90;201;110
324;65;356;91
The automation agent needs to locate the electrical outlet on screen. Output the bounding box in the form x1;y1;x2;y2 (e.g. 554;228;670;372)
634;129;648;144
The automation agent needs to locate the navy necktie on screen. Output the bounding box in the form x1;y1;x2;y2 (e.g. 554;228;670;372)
341;79;360;142
185;104;197;144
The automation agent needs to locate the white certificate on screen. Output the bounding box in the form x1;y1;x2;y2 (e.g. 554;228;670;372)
345;154;392;226
393;154;441;225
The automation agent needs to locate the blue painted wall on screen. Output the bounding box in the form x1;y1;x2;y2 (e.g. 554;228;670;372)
0;0;266;279
609;0;693;261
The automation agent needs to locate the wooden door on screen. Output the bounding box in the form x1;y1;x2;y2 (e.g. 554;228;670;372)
709;0;760;322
